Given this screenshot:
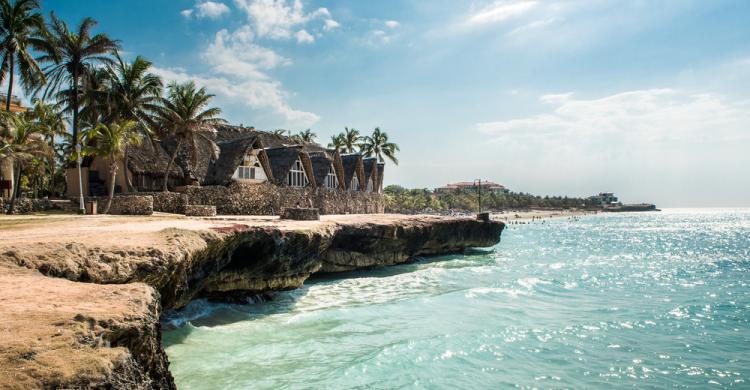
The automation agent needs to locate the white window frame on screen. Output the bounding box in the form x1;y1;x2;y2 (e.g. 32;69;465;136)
287;158;309;188
350;174;359;191
366;177;374;192
324;165;338;190
233;151;267;182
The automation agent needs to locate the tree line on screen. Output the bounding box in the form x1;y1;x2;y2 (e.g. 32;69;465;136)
384;185;590;213
272;126;400;165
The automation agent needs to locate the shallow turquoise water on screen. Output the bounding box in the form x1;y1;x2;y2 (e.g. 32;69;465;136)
163;209;750;389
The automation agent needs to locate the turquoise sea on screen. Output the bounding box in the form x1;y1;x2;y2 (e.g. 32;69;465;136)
163;209;750;389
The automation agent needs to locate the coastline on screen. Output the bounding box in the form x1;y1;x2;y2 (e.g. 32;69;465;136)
490;208;598;222
0;213;503;389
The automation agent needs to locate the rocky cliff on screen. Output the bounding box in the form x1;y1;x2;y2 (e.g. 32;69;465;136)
0;214;503;389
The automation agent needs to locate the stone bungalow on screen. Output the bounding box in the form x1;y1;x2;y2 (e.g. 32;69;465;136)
66;125;385;214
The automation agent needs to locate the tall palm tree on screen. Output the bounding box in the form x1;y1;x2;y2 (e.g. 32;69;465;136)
360;127;399;165
0;0;46;111
327;133;345;152
35;14;118;212
104;54;162;191
156;81;224;192
342;126;360;153
81;120;139;213
34;13;119;153
0;111;48;213
296;128;316;143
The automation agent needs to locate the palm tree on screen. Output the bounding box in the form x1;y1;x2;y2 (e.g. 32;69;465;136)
81;120;139;213
0;0;46;111
342;127;360;153
156;81;224;192
26;99;65;193
296;128;316;143
72;66;111;129
35;14;118;212
34;13;119;154
0;111;48;213
360;127;399;164
271;129;287;137
104;54;162;191
327;133;345;151
104;55;162;125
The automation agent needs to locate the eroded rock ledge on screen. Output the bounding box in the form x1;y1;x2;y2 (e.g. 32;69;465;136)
0;214;503;389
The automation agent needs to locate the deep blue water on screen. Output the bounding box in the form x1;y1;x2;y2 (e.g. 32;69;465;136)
163;209;750;389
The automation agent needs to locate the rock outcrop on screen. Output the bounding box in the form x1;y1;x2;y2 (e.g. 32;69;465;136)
0;266;174;389
323;217;504;272
0;214;503;388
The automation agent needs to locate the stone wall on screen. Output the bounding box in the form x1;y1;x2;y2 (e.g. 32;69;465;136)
185;205;216;217
6;198;53;214
93;195;154;215
184;182;384;215
133;192;188;214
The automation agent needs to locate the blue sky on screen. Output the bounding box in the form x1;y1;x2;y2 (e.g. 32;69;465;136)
37;0;750;206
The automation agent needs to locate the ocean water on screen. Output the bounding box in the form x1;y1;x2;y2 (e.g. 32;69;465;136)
163;209;750;389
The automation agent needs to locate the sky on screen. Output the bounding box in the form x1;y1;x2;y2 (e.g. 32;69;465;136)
24;0;750;206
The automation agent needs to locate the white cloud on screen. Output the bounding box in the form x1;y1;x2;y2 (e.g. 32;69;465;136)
182;1;230;20
205;27;290;75
154;26;319;128
195;1;230;19
477;89;750;144
234;0;338;40
467;0;538;26
384;20;400;29
324;18;340;31
507;17;557;35
295;29;314;44
369;29;392;45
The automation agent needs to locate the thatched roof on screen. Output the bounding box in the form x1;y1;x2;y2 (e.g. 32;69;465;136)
377;163;385;192
127;141;184;177
203;134;267;185
264;146;304;184
363;157;378;190
340;153;365;190
308;151;335;188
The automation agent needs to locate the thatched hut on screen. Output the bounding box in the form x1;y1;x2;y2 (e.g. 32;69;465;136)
340;153;365;191
203;134;272;186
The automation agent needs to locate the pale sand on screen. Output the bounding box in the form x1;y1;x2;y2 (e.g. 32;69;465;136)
491;208;598;223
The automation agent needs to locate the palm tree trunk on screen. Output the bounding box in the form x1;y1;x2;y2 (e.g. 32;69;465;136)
6;162;21;214
71;70;80;147
72;71;85;213
123;145;134;192
5;53;14;112
163;140;181;192
102;158;117;214
47;135;56;196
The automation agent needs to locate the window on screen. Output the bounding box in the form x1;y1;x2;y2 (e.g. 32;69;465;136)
350;174;359;191
287;158;309;187
367;177;374;192
233;151;267;182
324;165;338;189
236;166;256;179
